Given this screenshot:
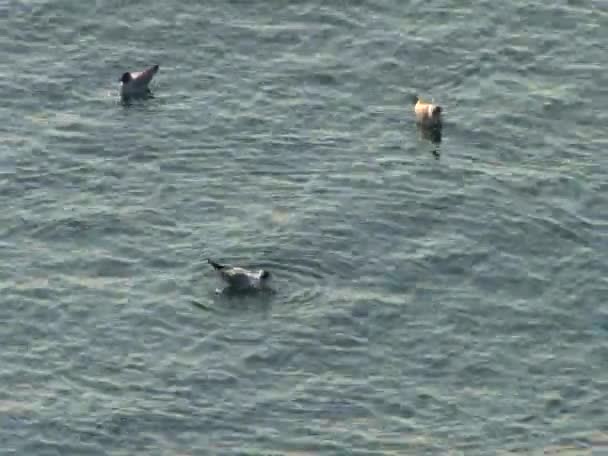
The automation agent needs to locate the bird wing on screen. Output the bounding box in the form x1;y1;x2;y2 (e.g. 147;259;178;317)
132;65;158;86
223;268;256;288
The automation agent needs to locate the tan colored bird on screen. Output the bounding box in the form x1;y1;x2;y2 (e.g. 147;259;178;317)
412;95;442;128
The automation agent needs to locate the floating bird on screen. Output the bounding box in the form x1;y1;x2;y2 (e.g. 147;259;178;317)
208;259;271;292
119;64;159;99
412;95;442;129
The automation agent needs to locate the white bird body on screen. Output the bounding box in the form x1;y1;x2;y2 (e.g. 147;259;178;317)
119;65;159;99
208;259;271;292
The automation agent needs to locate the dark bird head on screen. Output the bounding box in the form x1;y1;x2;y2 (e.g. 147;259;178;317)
119;72;132;84
433;106;442;116
410;94;420;105
260;270;271;280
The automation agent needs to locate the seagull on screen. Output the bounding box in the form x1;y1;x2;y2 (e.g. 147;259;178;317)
119;64;159;99
411;95;442;129
208;259;271;292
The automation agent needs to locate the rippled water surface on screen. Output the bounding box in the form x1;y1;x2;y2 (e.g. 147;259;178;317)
1;1;607;454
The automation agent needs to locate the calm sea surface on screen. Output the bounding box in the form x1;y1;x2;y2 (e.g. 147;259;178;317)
1;1;607;454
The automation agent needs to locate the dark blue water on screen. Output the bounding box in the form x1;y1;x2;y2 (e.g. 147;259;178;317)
1;1;607;454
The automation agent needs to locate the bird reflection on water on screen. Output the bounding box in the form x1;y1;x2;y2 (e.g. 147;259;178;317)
418;125;442;159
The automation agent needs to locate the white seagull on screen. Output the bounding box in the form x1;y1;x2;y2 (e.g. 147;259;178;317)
119;64;159;99
208;259;271;292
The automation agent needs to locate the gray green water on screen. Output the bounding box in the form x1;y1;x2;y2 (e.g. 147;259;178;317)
1;1;607;454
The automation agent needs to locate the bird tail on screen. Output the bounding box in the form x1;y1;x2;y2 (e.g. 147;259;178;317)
208;259;225;270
